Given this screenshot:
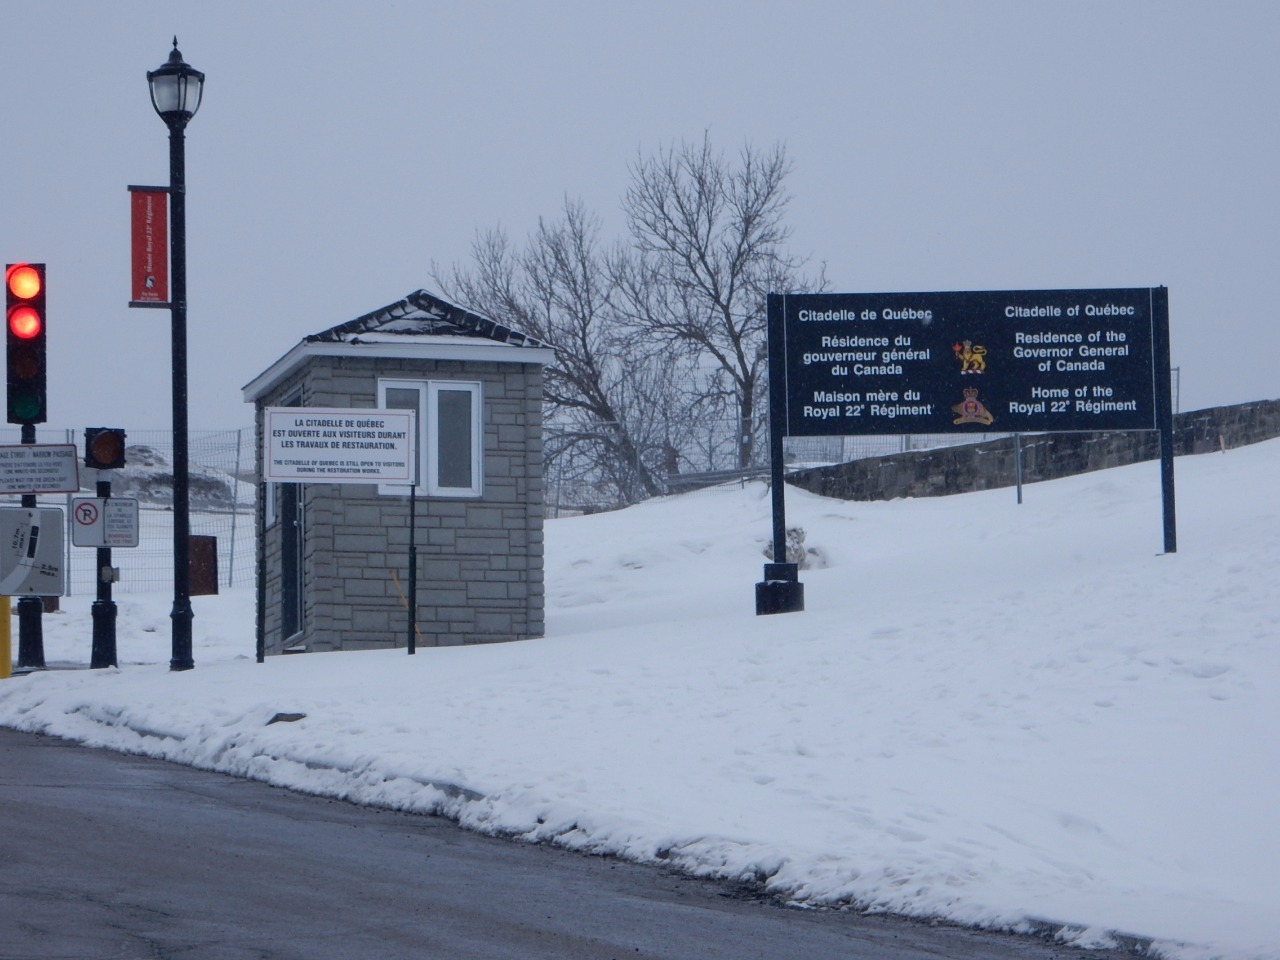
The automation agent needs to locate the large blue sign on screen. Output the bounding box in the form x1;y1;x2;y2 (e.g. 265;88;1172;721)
778;288;1163;436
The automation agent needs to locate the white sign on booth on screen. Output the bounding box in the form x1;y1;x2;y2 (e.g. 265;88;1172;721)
264;407;416;484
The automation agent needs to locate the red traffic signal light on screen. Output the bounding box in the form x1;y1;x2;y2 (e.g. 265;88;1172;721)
6;262;47;425
9;306;42;339
7;264;41;300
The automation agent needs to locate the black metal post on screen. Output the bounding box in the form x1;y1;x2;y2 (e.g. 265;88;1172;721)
90;476;118;668
255;474;266;664
407;484;417;654
16;422;43;668
167;117;194;670
1151;286;1177;553
767;295;788;565
756;293;803;615
1014;433;1024;505
15;595;43;668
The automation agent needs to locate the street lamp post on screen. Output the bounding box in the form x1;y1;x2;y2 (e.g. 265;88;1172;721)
148;38;204;671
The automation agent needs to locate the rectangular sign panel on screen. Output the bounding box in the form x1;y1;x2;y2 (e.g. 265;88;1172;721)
129;185;169;307
264;407;416;484
0;444;80;495
779;288;1160;437
0;508;65;595
71;497;140;548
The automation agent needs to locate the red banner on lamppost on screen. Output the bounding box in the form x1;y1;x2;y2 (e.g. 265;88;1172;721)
129;185;169;307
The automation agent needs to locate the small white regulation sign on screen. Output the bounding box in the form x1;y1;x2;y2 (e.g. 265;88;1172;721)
71;497;141;548
0;444;80;495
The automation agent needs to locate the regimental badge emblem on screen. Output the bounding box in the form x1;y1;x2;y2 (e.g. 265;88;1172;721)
952;339;988;374
952;387;995;425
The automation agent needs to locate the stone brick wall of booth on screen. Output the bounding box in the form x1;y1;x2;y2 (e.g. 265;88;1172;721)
787;398;1280;502
257;353;545;654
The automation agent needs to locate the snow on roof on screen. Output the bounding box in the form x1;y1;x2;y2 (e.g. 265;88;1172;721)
305;289;551;349
243;290;555;403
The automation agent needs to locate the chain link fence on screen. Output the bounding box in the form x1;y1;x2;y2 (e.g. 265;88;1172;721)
0;427;255;596
0;422;1021;590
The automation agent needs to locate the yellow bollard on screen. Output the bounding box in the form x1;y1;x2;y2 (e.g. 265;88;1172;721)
0;596;10;679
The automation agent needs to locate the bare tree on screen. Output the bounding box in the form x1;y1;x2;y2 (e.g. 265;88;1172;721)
434;199;687;504
435;136;819;504
620;134;822;469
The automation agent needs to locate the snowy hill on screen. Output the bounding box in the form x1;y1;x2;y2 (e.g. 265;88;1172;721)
4;437;1279;959
104;444;247;509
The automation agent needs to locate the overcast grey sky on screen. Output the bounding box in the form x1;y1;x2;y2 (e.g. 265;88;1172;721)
2;1;1276;429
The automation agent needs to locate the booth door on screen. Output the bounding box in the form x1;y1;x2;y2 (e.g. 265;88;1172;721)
279;482;304;642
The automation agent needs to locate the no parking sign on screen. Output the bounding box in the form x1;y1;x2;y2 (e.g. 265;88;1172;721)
71;498;140;548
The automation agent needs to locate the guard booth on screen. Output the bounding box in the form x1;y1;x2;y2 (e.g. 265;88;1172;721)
243;290;555;655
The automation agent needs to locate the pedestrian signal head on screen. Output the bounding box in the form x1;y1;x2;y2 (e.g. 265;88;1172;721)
84;427;127;470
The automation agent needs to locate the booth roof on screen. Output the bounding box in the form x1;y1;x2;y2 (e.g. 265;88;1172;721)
305;289;551;350
242;290;555;404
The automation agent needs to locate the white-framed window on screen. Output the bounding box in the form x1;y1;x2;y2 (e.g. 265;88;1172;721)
378;378;483;497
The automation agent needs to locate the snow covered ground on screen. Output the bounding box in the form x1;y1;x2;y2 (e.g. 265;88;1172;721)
3;438;1278;960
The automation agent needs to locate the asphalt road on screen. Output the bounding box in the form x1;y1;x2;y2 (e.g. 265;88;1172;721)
0;728;1134;959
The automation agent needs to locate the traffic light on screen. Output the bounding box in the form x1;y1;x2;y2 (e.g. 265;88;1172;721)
6;262;47;425
84;427;127;470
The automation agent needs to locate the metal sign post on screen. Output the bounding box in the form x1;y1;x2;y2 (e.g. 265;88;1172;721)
1151;288;1177;553
756;294;804;615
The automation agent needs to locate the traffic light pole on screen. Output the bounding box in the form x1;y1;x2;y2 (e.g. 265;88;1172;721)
166;113;194;672
90;474;118;669
6;264;48;669
16;423;44;669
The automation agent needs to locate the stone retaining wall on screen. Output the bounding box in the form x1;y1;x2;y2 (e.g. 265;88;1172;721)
787;398;1280;501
